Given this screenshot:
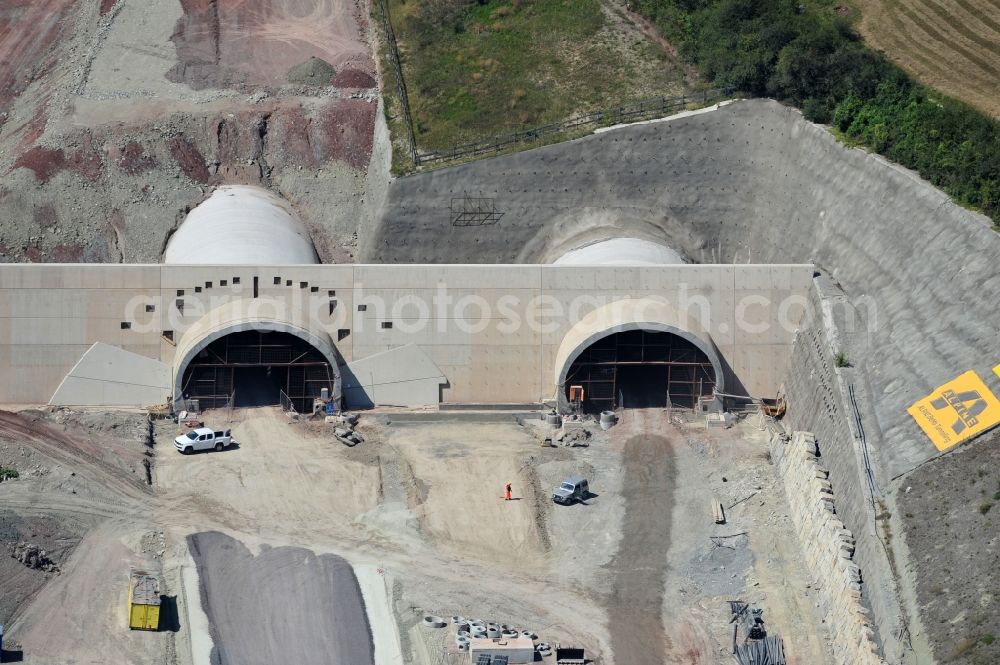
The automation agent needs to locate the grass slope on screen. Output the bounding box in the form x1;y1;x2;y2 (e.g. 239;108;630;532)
389;0;696;150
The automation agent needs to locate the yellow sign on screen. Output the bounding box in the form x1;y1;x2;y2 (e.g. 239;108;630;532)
908;371;1000;451
994;363;1000;380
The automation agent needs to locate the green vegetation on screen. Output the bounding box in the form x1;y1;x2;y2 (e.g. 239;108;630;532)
979;500;993;515
0;466;18;481
389;0;692;149
631;0;1000;221
834;351;849;368
983;635;996;646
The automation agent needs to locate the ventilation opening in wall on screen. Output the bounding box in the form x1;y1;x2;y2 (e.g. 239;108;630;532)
120;322;131;330
381;321;393;329
162;330;175;345
338;329;350;341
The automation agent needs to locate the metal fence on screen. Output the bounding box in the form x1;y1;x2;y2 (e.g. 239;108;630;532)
279;389;297;415
375;0;734;168
374;0;418;163
173;397;199;414
415;88;733;166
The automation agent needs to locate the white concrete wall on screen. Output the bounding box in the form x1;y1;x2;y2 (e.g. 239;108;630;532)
50;342;171;407
0;264;813;406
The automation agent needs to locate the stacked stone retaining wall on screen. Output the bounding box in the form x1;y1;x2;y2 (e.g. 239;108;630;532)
772;430;887;665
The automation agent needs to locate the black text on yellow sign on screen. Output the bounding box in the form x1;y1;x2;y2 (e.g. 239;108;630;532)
908;370;1000;451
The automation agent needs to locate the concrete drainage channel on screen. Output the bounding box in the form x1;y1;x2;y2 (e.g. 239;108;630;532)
423;613;559;660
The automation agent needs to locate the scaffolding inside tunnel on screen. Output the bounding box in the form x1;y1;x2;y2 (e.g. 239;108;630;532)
564;330;716;413
179;330;333;413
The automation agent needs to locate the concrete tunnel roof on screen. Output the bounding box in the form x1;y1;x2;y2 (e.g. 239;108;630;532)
173;297;342;404
552;238;684;265
164;185;319;265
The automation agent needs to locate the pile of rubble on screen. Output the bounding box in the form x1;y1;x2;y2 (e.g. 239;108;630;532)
552;427;591;447
9;541;60;573
330;412;363;446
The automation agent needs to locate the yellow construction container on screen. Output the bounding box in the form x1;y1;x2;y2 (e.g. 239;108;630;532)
127;571;161;631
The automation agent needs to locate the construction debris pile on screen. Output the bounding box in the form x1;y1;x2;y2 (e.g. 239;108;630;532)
331;412;363;446
423;613;572;662
9;542;59;573
729;601;784;665
552;427;591;447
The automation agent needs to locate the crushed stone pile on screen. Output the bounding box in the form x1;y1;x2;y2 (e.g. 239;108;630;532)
554;427;591;447
288;57;336;85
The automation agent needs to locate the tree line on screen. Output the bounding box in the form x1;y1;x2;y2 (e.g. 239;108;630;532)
630;0;999;222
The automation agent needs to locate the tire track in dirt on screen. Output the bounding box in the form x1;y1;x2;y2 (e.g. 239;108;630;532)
602;409;676;665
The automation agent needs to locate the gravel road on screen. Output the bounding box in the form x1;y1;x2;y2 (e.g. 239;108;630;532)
603;409;676;664
187;531;373;665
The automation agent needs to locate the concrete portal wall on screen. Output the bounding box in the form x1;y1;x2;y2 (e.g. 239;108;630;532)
342;344;446;408
368;98;1000;479
0;263;811;407
50;342;171;407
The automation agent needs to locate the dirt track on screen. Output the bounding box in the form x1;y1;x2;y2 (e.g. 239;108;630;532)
604;410;676;664
188;531;373;665
1;406;836;665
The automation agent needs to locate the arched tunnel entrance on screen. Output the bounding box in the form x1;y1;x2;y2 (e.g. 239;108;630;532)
179;330;335;413
564;329;717;413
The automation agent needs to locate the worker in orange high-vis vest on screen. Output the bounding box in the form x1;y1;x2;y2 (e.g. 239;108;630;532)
504;483;512;501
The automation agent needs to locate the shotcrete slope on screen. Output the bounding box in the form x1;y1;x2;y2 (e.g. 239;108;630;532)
368;99;1000;480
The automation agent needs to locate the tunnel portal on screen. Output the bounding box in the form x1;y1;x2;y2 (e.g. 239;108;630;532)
179;330;335;413
564;329;717;412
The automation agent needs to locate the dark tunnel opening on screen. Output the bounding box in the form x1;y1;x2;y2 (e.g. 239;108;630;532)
564;329;716;413
179;330;334;413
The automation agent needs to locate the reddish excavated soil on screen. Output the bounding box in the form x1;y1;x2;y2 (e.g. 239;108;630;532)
114;140;158;175
332;68;376;89
168;0;373;90
168;135;211;184
271;105;317;170
314;99;376;170
0;0;74;129
13;135;103;184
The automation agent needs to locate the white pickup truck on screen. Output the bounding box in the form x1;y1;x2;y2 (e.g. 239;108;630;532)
174;427;232;454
